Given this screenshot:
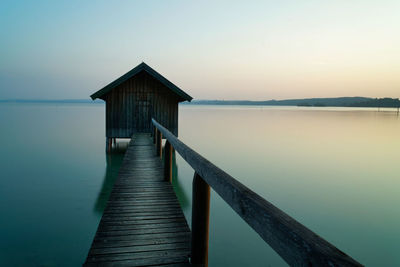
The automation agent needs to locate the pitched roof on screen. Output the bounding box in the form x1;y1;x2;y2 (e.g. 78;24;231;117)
90;62;192;101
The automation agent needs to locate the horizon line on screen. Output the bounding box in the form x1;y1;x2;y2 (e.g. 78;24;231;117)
0;96;399;103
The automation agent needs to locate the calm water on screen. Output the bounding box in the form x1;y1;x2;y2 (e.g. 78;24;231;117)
0;103;398;266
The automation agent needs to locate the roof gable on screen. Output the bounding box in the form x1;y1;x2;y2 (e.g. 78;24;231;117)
90;62;192;101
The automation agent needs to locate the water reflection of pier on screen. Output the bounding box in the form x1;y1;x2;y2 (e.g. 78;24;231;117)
93;140;129;214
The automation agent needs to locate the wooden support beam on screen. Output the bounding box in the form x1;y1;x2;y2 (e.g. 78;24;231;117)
191;172;210;267
156;129;162;158
164;141;173;182
154;128;158;147
106;137;112;153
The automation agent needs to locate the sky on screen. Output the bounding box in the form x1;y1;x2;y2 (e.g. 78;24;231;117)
0;0;399;100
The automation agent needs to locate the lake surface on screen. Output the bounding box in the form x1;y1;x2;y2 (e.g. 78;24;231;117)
0;103;398;266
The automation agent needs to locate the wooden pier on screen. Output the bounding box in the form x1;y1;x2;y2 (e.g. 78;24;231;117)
84;118;363;266
84;133;191;266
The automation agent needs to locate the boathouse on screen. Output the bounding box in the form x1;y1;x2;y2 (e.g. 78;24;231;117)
91;62;192;145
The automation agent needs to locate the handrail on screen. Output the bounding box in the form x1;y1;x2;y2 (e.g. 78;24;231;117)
152;118;362;267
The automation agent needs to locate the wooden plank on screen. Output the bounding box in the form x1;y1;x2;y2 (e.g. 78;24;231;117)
85;256;190;267
103;203;181;209
104;205;182;211
84;133;190;266
106;193;176;197
97;221;188;231
100;214;187;222
93;232;191;242
104;202;181;208
101;211;186;219
103;200;180;206
95;225;188;235
99;217;186;226
86;249;190;263
89;242;190;256
91;235;190;249
103;207;183;215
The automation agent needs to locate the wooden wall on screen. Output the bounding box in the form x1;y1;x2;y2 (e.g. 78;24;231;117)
103;72;180;137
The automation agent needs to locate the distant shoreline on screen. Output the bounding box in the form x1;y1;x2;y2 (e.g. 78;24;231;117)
0;99;103;104
183;97;400;108
1;97;399;108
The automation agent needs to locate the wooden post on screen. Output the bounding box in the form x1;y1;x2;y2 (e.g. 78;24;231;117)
106;137;112;153
191;172;210;267
156;130;162;157
155;128;158;147
164;141;173;182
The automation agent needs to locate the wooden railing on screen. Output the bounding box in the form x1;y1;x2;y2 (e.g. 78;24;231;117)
152;119;362;267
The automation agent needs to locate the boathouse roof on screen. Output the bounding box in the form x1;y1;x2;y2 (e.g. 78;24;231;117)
90;62;192;101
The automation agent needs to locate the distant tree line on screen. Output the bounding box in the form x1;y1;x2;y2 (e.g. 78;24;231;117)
186;97;400;108
346;98;400;108
297;103;326;107
297;98;400;108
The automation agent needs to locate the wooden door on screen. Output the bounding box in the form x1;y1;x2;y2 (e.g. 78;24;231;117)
135;100;151;132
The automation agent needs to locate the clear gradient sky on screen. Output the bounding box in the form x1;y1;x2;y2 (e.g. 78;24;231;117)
1;1;399;100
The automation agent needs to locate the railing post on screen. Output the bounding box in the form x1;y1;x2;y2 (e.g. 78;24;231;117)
191;172;210;267
164;141;173;182
156;129;162;158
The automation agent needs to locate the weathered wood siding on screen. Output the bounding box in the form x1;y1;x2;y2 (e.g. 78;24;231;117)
103;72;179;137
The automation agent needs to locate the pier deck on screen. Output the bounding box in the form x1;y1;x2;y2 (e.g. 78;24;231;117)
84;133;191;266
